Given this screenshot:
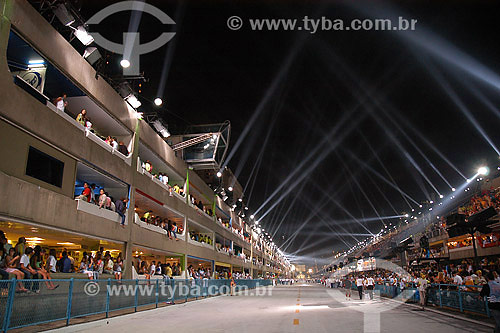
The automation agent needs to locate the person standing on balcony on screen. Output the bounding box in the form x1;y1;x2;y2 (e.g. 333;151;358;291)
55;93;67;112
118;141;129;156
76;109;87;126
167;220;173;239
145;160;153;173
172;222;179;241
116;198;128;226
112;137;119;150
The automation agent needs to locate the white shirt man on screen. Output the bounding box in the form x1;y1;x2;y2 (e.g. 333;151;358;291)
56;95;67;111
366;277;375;287
356;277;364;300
417;276;429;308
453;273;463;285
20;253;30;269
48;255;57;273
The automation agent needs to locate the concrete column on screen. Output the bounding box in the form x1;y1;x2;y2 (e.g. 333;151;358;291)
123;117;140;279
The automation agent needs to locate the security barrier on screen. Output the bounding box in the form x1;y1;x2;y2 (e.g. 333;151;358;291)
342;282;489;317
0;278;272;332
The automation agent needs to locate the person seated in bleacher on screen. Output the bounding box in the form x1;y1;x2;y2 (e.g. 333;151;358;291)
31;246;58;290
2;248;28;292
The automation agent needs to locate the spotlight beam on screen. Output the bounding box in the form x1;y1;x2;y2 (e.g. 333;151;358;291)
359;131;414;210
254;108;360;218
220;34;307;173
422;59;500;157
370;113;441;198
378;110;454;190
343;150;420;205
335;151;388;227
318;36;439;201
257;112;366;221
156;2;185;101
390;110;467;180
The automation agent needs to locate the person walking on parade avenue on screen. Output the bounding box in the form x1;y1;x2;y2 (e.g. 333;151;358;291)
417;273;429;310
365;275;375;300
344;277;352;299
356;275;364;300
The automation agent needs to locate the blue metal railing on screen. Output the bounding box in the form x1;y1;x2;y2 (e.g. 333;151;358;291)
337;282;489;317
0;278;271;332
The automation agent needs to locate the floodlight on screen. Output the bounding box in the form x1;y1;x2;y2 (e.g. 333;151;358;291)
478;166;489;175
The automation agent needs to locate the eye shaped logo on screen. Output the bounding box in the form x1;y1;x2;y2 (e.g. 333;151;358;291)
86;1;176;75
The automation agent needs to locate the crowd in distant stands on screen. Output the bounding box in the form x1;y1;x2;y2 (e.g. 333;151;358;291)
137;210;182;240
0;231;129;293
75;182;128;226
458;186;500;216
56;95;129;157
189;231;213;245
190;195;213;216
132;256;181;280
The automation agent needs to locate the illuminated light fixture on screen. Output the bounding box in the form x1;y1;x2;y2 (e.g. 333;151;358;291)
451;187;456;192
73;26;94;46
125;94;141;109
83;47;102;65
53;4;75;26
404;214;409;218
216;171;222;178
154;98;163;106
250;215;255;219
152;120;170;138
238;198;243;202
429;200;434;204
429;208;433;211
439;194;444;198
419;205;423;208
228;186;233;192
120;59;131;68
25;237;45;242
466;179;471;183
478;166;489;175
57;242;76;246
28;59;45;68
203;144;210;149
244;207;249;210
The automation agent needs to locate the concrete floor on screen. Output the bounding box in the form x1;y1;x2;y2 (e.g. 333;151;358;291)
47;284;492;333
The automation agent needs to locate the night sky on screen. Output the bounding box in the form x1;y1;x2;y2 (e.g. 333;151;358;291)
58;0;500;264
